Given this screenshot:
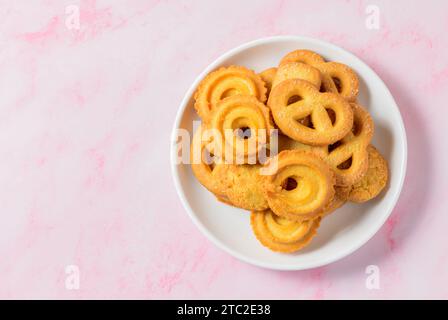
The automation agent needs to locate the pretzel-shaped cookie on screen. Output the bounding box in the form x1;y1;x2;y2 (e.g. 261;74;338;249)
251;209;321;253
262;150;335;221
324;103;374;186
210;95;273;163
268;79;354;145
194;66;267;122
276;103;374;186
280;50;359;101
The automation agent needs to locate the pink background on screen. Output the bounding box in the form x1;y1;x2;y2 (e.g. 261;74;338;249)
0;0;446;299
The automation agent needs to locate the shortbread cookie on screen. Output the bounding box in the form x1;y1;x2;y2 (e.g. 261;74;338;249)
214;164;268;211
194;66;267;122
259;67;277;97
272;61;321;89
209;95;273;163
251;209;321;253
262;150;335;221
190;125;227;197
280;49;359;101
324;103;374;186
268;79;354;145
275;103;374;186
348;145;388;202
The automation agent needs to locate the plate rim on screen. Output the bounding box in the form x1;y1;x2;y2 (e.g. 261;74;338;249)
170;35;408;271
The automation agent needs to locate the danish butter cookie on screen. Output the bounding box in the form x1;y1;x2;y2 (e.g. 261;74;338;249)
214;164;268;211
268;79;354;145
348;145;388;203
324;103;374;186
281;186;350;221
210;95;273;163
280;49;359;101
259;67;277;97
272;61;321;89
275;104;373;187
251;209;321;253
190;125;227;197
262;150;335;221
215;194;235;206
194;66;267;122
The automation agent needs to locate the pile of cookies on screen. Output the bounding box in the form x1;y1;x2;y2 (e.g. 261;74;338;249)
190;49;388;253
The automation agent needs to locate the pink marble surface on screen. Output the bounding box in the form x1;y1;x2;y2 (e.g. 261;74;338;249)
0;0;447;299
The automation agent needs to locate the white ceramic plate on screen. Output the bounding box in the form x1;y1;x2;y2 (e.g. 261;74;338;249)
171;36;407;270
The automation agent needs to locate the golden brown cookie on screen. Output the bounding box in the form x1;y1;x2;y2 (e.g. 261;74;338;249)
215;194;235;206
194;66;267;122
251;209;321;253
268;79;354;146
190;125;227;197
188;50;389;255
279;49;359;102
280;185;349;221
347;145;388;202
274;104;373;187
272;61;321;89
209;95;273;164
262;150;335;221
324;103;374;186
259;67;277;97
213;164;268;211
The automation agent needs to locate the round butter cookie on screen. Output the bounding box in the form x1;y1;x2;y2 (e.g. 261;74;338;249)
348;145;388;203
262;150;335;221
251;209;321;253
210;95;273;164
194;66;267;122
214;164;268;211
